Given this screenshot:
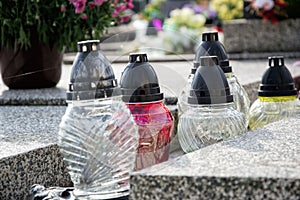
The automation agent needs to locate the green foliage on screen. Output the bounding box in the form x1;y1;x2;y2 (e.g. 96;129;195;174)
0;0;114;51
285;0;300;18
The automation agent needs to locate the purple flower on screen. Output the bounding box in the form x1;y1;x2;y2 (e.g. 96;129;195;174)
193;5;205;14
81;13;88;20
112;4;126;17
207;10;217;18
72;0;87;13
94;0;106;6
60;5;66;12
118;15;131;23
152;18;162;31
89;2;96;8
183;4;204;14
126;0;134;9
182;3;217;19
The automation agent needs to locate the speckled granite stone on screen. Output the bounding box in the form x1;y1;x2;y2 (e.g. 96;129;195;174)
0;106;66;158
0;87;177;106
0;145;72;200
223;19;300;53
130;117;300;199
130;176;299;199
0;106;72;199
0;88;67;105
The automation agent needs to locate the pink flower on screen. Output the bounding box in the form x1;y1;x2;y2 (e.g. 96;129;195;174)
117;4;127;11
112;4;126;17
126;0;134;9
125;0;134;9
89;2;96;8
152;19;162;31
118;15;131;23
94;0;106;6
81;14;88;20
60;5;66;12
73;0;87;13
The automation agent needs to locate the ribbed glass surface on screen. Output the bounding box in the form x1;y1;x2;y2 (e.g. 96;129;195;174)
249;98;300;130
58;97;139;199
178;103;247;153
179;73;250;122
226;73;250;127
177;83;190;116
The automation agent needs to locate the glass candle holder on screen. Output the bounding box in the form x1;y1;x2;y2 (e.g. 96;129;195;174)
58;40;139;199
120;53;174;171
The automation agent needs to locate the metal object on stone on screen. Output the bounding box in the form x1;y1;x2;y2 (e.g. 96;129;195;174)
29;184;75;200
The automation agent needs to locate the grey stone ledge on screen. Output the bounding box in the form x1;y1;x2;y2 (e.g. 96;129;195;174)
223;19;300;53
0;87;67;106
0;106;71;199
228;51;300;60
0;106;66;158
130;117;300;199
0;144;72;200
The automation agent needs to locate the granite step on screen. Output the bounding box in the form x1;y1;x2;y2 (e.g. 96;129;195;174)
0;106;72;199
130;117;300;199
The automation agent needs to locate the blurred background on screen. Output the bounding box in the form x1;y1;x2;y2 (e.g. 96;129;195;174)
99;0;300;56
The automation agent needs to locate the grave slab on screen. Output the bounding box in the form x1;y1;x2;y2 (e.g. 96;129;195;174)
0;106;72;199
130;117;300;199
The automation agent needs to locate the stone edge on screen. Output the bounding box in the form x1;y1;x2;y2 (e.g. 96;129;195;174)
129;175;300;199
0;144;72;199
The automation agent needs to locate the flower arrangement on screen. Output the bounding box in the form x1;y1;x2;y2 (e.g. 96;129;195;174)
163;7;207;30
244;0;300;24
249;0;288;24
140;0;165;22
183;2;218;25
0;0;134;51
162;6;208;54
137;0;165;32
211;0;244;21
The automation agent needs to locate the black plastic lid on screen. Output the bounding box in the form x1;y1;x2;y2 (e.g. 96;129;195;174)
220;60;232;73
195;31;228;63
120;53;163;103
188;56;233;105
202;32;219;41
258;56;297;97
66;40;120;101
77;40;101;52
